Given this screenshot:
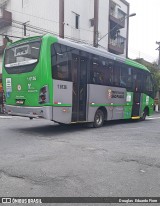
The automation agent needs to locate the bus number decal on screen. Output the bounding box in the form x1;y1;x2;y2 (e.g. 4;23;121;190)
57;84;67;89
27;76;37;81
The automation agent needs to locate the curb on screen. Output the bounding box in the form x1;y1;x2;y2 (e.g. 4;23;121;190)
0;115;12;119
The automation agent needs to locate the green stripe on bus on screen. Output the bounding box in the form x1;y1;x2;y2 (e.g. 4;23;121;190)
125;59;149;72
90;104;131;107
53;104;72;107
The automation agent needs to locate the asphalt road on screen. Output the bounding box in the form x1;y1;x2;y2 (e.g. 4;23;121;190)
0;113;160;205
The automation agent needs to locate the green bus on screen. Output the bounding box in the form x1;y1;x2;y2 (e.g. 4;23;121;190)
2;34;154;127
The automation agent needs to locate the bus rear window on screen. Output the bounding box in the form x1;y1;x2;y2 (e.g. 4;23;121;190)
4;40;41;74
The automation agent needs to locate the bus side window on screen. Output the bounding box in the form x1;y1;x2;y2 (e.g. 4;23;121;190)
51;44;57;78
145;74;153;93
120;66;132;88
132;70;137;91
91;55;98;84
51;43;71;81
113;62;120;87
135;70;143;92
126;67;133;89
120;65;127;87
7;49;16;64
107;61;113;86
90;55;105;85
71;55;78;83
98;57;106;85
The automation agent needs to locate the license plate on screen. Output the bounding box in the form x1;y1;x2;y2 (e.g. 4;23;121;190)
16;100;24;105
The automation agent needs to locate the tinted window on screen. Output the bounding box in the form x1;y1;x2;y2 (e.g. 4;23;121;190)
51;44;72;81
113;62;120;87
5;41;41;67
90;55;98;84
146;74;153;92
90;55;106;85
90;56;114;86
120;65;133;89
143;73;154;97
106;59;114;86
4;40;41;74
131;68;146;92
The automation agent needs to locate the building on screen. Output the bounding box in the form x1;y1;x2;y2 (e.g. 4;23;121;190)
0;0;130;74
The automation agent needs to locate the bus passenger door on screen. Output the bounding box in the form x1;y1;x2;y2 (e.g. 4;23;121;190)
132;71;143;118
71;54;87;122
79;57;87;121
132;92;141;117
72;55;79;122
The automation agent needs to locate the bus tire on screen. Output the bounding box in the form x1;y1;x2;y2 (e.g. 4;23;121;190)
57;122;66;126
93;109;104;128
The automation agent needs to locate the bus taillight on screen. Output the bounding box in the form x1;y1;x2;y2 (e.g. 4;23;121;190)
39;85;49;104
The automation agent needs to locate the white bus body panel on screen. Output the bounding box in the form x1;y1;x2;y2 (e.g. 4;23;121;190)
88;84;126;121
52;80;72;124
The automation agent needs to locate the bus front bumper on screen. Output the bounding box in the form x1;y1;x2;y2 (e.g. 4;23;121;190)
4;105;53;120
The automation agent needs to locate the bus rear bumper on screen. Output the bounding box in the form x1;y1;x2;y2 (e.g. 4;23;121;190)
4;105;53;120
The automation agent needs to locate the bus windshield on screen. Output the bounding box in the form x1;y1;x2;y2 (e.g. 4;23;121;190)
5;40;41;68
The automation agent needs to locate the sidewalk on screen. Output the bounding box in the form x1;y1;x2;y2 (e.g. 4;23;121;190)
0;112;12;118
0;113;8;116
153;111;160;115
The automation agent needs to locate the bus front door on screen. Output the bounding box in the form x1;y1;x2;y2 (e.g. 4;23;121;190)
72;54;87;122
132;92;141;117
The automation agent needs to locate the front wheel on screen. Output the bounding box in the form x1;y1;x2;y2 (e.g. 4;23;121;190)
93;109;104;128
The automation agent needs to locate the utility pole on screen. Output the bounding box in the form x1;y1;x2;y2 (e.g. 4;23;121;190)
23;21;30;37
93;0;99;47
156;41;160;68
23;23;27;36
126;4;129;58
59;0;64;38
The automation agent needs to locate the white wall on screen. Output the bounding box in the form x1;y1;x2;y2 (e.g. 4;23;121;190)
64;0;94;44
0;0;129;73
2;0;129;47
98;0;110;48
9;0;59;38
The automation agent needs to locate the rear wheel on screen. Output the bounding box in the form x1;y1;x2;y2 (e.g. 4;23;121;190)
57;122;66;126
93;109;104;128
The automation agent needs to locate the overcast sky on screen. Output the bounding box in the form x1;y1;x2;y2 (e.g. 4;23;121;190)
127;0;159;63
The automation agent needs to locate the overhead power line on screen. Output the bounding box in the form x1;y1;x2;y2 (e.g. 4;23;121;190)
12;19;59;36
9;9;59;24
9;9;94;34
0;33;21;39
1;19;93;47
